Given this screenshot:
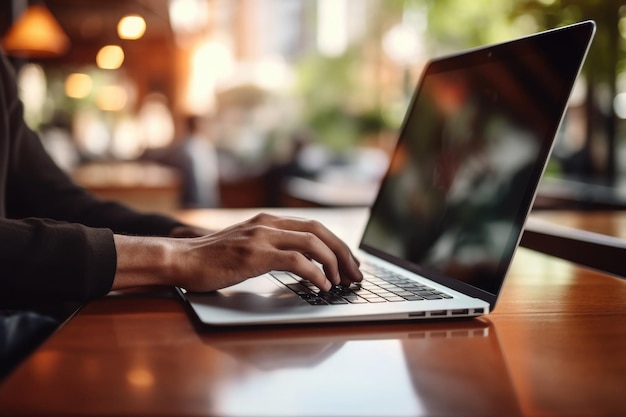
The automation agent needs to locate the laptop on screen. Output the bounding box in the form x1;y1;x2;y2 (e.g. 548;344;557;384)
178;21;595;326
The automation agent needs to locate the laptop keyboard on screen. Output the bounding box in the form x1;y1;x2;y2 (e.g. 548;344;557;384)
271;262;453;306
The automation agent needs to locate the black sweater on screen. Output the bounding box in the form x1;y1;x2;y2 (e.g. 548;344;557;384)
0;52;182;307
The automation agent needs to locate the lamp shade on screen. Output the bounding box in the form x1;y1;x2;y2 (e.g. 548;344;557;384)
2;5;70;58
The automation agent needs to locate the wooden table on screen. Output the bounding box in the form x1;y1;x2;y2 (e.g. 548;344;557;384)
0;208;625;417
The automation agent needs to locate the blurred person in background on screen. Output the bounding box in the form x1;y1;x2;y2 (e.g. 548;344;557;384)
142;115;220;208
177;115;221;208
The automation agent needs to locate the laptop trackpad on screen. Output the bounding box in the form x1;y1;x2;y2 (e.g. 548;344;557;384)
187;274;307;313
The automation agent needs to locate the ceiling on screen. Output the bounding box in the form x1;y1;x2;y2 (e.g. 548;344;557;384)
8;0;177;67
45;0;173;44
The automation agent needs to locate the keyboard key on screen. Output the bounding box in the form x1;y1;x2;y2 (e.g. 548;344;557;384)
383;296;406;302
402;295;425;301
319;293;349;304
271;272;299;285
422;294;444;300
347;298;369;304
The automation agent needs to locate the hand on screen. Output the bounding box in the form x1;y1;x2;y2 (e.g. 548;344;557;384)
170;213;362;292
113;213;363;293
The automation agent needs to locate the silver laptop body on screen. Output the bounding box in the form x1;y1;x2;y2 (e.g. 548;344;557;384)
178;21;595;326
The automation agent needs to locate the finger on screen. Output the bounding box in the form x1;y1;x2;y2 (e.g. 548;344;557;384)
287;219;363;281
268;216;363;282
267;229;341;286
273;250;333;291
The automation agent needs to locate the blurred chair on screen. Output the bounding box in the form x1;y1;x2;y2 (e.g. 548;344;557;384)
521;217;626;279
534;176;626;210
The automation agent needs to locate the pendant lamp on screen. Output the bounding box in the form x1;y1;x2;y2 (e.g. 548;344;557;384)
2;4;70;58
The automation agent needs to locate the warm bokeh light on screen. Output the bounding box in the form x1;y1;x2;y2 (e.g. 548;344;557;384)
73;109;111;157
111;116;144;159
317;0;347;56
65;73;93;99
138;93;175;148
184;39;234;114
168;0;209;41
254;57;293;91
96;85;128;111
16;63;46;128
614;93;626;120
96;45;125;69
117;15;146;40
126;367;155;388
382;23;424;66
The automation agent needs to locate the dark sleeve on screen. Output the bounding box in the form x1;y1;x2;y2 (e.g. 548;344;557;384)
0;218;116;306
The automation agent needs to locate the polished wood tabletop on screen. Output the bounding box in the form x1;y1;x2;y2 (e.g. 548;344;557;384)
0;208;625;417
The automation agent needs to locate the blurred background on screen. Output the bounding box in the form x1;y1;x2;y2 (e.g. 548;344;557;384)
1;0;625;212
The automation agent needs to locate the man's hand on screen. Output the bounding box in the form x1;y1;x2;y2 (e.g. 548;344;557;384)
113;213;362;293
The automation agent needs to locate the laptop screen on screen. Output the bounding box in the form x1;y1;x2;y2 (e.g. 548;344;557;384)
360;22;594;298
